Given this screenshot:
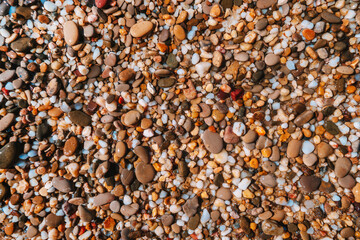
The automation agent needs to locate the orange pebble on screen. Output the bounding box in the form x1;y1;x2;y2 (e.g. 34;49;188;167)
302;29;315;41
347;85;356;94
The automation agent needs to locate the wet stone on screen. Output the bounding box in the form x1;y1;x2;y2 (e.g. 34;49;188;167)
188;214;200;230
69;111;92;126
52;177;73;193
45;213;64;227
216;187;232;200
10;38;32;52
0;70;15;82
335;157;352;178
261;220;284;236
300;175;321;192
36;122;51;140
202;130;223;154
78;205;94;222
135;162;155;184
166;54;179;69
158;78;176;88
93;193;115;206
0;113;15;132
0;142;19;169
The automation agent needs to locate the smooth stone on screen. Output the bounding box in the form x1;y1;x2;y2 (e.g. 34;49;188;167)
105;53;117;66
26;226;38;238
270;146;280;161
130;21;153;38
83;25;95;38
0;113;15;132
202;129;223;154
321;11;341;23
195;62;211;77
294;110;314;126
52;177;73;193
123;110;141;126
10;38;32;52
43;1;57;12
69;111;92;127
188;214;200;230
256;18;268;30
319;181;335;193
261;220;284;236
216;187;232;200
212;51;223;67
178;161;189;177
46;79;59;96
223;126;240;144
303;153;317;167
135;162;155;184
159;29;170;42
183;196;199;217
260;174;277;188
239;216;251;234
119;69;135;82
324;121;339;135
299;175;321;192
16;67;29;80
158;78;176;88
264;54;280;66
340;227;355;238
109;201;121;212
302;141;314;154
353;183;360;203
64;136;78;156
0;142;18;169
166;53;178;68
0;183;7;201
87;65;101;78
0;2;9;16
234;52;249;62
115;141;127;158
121;169;134;185
259;211;273;220
36;122;51;140
78;205;94;222
256;136;272;149
335;157;352;178
338;175;356;189
63;21;79;46
161;215;174;226
120;203;139;216
173;24;186;40
48;108;63;117
133;146;149;163
262;161;276;172
336;66;354;75
242;130;257;143
45;213;64;227
316;142;333;158
95;0;107;8
93;193;115;206
0;70;15;82
287;139;302;158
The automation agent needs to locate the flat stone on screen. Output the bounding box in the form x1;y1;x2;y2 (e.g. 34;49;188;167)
0;183;7;201
121;169;134;185
321;11;341;23
260;174;277;188
10;38;32;52
319;181;335;193
270;146;280;161
336;66;354;75
69;111;92;127
135;162;155;184
335;157;352;178
64;136;78;156
45;213;64;227
303;153;317;167
264;54;280;66
93;193;115;206
188;214;200;230
300;175;321;192
324;121;339;135
287;139;302;158
123;110;141;126
0;113;15;132
63;21;79;46
338;175;356;189
130;21;153;38
202;130;223;154
166;53;179;69
161;215;174;226
178;161;189;177
120;203;139;216
0;2;9;16
340;227;355;238
242;130;257;143
261;220;284;236
316;142;333;158
78;205;94;222
158;78;176;88
133;146;149;163
294;110;313;126
224;126;240;144
52;177;73;193
119;69;135;82
104;53;117;66
36;122;51;140
216;187;232;200
262;161;276;172
0;70;15;82
353;183;360;203
0;142;19;169
256;18;268;30
83;25;95;38
26;226;38;238
183;196;199;217
174;24;186;40
115;141;127;158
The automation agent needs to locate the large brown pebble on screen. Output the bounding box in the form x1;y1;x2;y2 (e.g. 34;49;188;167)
52;177;73;193
338;175;356;189
174;25;186;40
135;162;155;184
287;139;302;158
161;215;174;226
26;226;38;238
130;21;153;38
335;157;352;178
316;142;333;158
0;70;15;82
340;227;355;238
260;174;277;188
63;136;78;156
63;21;79;46
264;54;280;66
119;69;135;82
120;203;139;216
223;126;240;144
202;129;223;154
48;107;63;117
299;175;321;192
122;110;141;126
121;169;135;185
93;193;115;206
336;66;354;75
134;146;150;163
256;0;277;9
261;220;284;236
321;11;341;23
242;130;257;143
183;196;199;217
78;205;94;222
270;146;280;161
45;213;64;227
294;110;313;126
0;113;15;132
115;141;127;158
69;111;92;127
216;187;232;200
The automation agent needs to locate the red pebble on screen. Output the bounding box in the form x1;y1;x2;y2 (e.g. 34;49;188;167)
2;87;9;96
230;88;243;101
118;96;124;104
95;0;107;8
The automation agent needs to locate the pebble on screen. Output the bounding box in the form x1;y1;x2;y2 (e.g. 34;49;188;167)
340;228;355;238
303;153;317;167
338;175;356;189
334;157;352;178
0;70;15;82
64;137;78;156
242;130;257;143
122;110;141;126
294;110;313;126
183;197;199;217
261;220;284;236
300;175;321;192
26;226;38;238
316;142;333;158
52;177;73;193
321;11;341;23
83;25;95;38
174;25;186;40
216;187;232;200
161;215;174;226
115;141;127;158
119;69;135;82
188;214;200;230
78;205;94;222
134;146;150;163
63;21;79;46
0;113;14;132
158;78;176;88
336;66;354;75
130;21;153;38
45;213;64;227
0;183;6;201
121;169;134;185
0;142;18;169
135;162;155;184
195;62;211;77
120;203;139;216
264;54;280;66
301;141;314;154
44;1;57;12
10;38;32;52
260;174;277;188
256;18;268;30
95;0;107;8
69;111;92;126
202;130;223;154
93;193;115;206
224;126;240;144
287;139;302;158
